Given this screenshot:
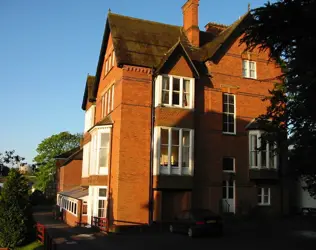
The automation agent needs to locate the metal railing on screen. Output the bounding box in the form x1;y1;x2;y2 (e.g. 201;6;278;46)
92;217;108;232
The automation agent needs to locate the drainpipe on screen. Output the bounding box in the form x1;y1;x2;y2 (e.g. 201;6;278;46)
149;68;158;225
106;125;114;231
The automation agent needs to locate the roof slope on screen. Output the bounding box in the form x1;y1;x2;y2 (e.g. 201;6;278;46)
55;147;80;159
81;75;96;110
91;12;250;97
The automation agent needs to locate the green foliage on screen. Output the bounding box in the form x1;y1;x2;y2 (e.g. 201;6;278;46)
0;169;34;248
0;150;25;176
242;0;316;195
34;131;81;192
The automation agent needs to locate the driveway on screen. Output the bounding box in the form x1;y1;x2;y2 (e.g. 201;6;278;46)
33;207;316;250
57;217;316;250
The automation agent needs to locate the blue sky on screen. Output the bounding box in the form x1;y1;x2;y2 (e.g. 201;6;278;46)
0;0;270;163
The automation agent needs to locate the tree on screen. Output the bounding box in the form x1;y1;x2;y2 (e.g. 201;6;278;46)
0;150;25;176
241;0;316;195
0;169;34;248
34;131;81;192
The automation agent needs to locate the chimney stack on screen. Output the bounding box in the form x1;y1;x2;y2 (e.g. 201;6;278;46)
182;0;200;47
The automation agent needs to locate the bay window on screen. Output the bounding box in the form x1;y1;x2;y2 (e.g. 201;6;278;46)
155;127;194;175
155;75;194;108
249;130;277;169
84;105;95;132
89;126;111;175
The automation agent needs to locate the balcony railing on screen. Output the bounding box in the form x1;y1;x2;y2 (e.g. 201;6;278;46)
91;217;108;232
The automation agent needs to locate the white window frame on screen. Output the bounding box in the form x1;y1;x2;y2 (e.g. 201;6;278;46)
82;142;90;177
223;93;236;135
89;126;111;176
258;187;271;206
223;157;235;173
154;127;194;176
88;186;108;219
84;105;95;133
249;130;278;169
59;196;78;216
242;60;257;79
154;75;195;109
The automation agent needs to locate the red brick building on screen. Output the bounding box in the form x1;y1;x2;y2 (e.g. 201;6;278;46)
56;147;89;226
62;0;288;229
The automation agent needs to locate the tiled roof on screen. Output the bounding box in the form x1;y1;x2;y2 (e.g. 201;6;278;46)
55;147;80;160
92;11;250;98
59;186;88;199
81;75;96;110
61;148;83;167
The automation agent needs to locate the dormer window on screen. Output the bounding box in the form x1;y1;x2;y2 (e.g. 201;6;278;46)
242;60;257;79
155;75;194;109
249;130;277;169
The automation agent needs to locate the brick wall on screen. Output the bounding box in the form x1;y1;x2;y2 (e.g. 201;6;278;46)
59;160;82;191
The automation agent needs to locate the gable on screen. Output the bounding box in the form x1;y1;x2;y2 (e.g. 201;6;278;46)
162;56;194;78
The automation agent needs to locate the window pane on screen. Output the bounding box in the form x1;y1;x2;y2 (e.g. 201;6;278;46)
229;104;234;113
183;93;190;107
173;78;180;91
261;140;267;167
269;144;275;168
229;95;234;104
171;146;179;167
251;152;258;166
160;145;168;167
251;135;257;150
100;133;109;147
98;200;105;217
228;187;234;199
228;123;234;133
162;77;170;105
172;92;180;105
162;91;169;104
182;131;190;146
161;129;168;145
99;149;108;168
162;77;169;90
264;195;269;204
223;158;234;171
99;188;107;197
182;147;189;168
171;130;179;145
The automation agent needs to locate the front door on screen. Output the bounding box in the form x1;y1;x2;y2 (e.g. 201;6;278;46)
222;180;235;213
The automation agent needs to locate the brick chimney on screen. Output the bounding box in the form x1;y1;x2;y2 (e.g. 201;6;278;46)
182;0;200;47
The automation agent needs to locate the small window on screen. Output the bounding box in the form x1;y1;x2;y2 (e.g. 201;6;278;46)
258;187;271;206
99;188;107;197
223;157;235;172
242;60;257;79
82;201;88;215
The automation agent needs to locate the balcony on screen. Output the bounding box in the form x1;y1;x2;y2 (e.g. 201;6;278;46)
153;175;193;189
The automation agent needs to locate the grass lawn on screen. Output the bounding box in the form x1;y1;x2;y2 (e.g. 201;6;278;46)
17;241;44;250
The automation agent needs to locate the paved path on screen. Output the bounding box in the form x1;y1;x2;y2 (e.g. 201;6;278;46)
33;206;316;250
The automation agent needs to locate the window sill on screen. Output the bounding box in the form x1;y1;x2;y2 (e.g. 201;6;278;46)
250;167;277;171
222;132;236;136
223;170;235;173
257;204;271;207
243;76;257;80
158;104;194;110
